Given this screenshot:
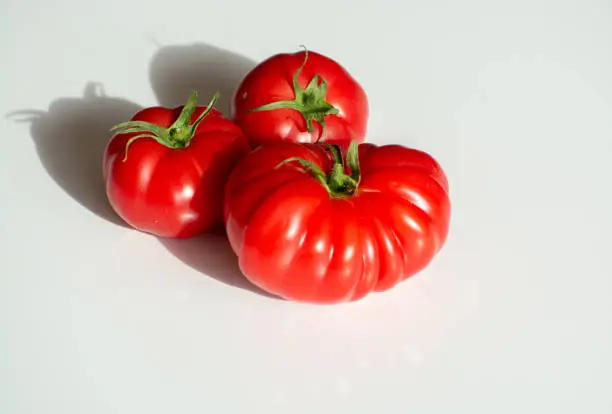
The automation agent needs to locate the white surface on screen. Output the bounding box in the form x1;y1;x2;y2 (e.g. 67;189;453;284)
1;0;611;413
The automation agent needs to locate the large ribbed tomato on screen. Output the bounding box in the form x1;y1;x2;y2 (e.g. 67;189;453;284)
103;92;250;238
223;141;451;304
231;49;369;147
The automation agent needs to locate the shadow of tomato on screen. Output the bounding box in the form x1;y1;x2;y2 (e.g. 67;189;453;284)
10;82;140;227
160;230;280;299
149;42;256;117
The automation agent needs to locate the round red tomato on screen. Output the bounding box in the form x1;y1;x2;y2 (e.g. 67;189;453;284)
223;140;451;304
231;49;369;147
104;92;250;238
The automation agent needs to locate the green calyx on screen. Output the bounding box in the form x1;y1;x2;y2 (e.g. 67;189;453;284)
279;141;361;198
110;91;219;161
247;47;339;139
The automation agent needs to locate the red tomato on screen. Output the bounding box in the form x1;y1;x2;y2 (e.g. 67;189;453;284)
104;92;250;238
224;140;451;304
231;49;369;147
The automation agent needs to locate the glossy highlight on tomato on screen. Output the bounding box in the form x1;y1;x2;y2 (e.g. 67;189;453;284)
104;92;250;238
223;141;451;304
231;49;369;147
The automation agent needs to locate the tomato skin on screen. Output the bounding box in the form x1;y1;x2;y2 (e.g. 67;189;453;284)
223;141;451;304
103;103;250;238
231;50;369;147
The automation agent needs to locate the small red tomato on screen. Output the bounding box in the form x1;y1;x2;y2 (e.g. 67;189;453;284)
224;141;451;304
231;48;369;147
103;92;250;238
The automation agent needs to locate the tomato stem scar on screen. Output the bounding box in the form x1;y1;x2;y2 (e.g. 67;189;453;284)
247;46;339;141
110;91;220;162
277;140;361;198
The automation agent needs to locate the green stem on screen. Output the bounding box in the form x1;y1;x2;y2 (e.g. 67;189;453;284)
110;91;219;162
278;140;361;198
345;140;361;184
248;47;339;140
321;143;344;166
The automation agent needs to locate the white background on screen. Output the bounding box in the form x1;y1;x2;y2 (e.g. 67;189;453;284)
1;0;611;413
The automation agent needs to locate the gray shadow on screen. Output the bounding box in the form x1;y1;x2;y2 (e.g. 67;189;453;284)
9;82;140;226
149;42;256;116
160;231;280;299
